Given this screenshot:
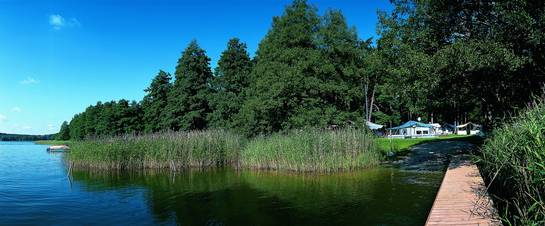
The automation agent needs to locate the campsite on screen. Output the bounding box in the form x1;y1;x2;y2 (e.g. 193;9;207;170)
2;0;544;225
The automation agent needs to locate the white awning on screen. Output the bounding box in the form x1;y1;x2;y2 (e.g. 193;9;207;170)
456;122;481;128
366;121;384;130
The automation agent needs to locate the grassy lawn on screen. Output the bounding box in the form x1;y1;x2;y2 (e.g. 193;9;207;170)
34;140;73;145
376;135;482;154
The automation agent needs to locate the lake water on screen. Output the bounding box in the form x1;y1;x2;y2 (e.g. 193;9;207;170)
0;142;443;226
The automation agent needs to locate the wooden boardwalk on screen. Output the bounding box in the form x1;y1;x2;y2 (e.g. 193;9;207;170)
425;156;501;226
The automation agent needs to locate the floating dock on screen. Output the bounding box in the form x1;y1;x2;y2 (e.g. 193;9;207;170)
46;145;70;152
425;155;501;226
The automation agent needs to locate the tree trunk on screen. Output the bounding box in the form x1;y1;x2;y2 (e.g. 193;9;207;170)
368;85;376;122
363;81;369;123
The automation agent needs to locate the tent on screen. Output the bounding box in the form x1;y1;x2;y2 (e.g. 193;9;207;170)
429;123;443;134
456;122;482;135
441;123;456;134
366;121;384;130
386;121;436;138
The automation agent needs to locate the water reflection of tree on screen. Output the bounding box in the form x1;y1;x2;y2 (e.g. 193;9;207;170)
71;168;442;226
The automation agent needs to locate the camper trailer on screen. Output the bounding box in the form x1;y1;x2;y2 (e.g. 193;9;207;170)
386;121;436;138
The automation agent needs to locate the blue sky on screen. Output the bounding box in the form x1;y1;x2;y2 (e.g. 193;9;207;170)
0;0;392;135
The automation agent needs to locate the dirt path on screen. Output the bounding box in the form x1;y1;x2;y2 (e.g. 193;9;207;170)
392;140;476;171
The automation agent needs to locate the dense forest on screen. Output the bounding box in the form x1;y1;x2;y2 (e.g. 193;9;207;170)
59;0;545;140
0;133;54;141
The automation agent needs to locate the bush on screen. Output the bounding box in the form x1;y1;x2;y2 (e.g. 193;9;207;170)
480;100;545;225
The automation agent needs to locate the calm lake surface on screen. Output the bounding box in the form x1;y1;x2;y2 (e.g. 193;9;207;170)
0;142;443;226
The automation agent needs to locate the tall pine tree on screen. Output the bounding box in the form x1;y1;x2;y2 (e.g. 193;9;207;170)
237;0;322;135
317;10;370;126
142;70;172;132
56;121;70;140
209;38;253;129
166;40;213;130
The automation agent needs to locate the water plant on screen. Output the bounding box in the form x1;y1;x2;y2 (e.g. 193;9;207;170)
67;128;381;173
479;99;545;225
240;128;380;172
67;130;242;170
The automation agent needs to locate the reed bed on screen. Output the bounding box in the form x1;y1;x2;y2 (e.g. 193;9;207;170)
67;130;242;170
240;128;381;172
68;128;381;173
479;100;545;225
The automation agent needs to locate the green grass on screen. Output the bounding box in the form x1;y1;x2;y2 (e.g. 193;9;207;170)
67;130;243;170
376;135;479;154
479;100;545;225
240;128;380;172
34;140;73;145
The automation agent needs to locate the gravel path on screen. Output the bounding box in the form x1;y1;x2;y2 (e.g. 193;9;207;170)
392;140;476;172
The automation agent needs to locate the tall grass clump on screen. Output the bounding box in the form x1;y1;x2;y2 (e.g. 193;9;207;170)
240;128;380;172
479;100;545;225
67;130;242;170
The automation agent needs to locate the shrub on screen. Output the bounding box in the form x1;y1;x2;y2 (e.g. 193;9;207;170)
480;100;545;225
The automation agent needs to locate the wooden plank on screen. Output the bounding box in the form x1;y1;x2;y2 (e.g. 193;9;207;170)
425;155;502;226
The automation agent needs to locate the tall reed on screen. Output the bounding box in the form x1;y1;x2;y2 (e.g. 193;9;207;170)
240;128;380;172
67;130;242;170
68;128;381;173
479;100;545;225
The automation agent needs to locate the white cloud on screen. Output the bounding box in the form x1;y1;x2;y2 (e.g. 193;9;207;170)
0;114;6;123
22;125;32;130
49;14;80;30
49;14;65;30
20;77;39;85
11;107;22;113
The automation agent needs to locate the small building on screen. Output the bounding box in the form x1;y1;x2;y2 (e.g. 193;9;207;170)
386;121;436;138
456;122;482;135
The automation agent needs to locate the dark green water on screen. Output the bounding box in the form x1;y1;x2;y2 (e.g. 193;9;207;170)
0;142;443;225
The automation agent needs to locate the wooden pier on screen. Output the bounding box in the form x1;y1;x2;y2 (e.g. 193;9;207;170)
425;155;501;226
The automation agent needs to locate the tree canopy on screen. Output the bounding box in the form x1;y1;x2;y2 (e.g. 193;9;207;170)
61;0;545;139
142;70;172;133
208;38;253;129
166;40;213;131
56;121;70;140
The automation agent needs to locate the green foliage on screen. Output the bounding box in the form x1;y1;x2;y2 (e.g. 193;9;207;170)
237;0;322;135
56;121;70;140
166;40;213;131
241;128;380;172
142;70;172;133
208;38;253;129
480;99;545;225
0;133;54;141
373;0;543;128
237;1;369;135
68;100;143;139
62;0;545;157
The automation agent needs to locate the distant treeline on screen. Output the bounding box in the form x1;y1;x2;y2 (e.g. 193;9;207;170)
0;133;54;141
59;0;545;140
